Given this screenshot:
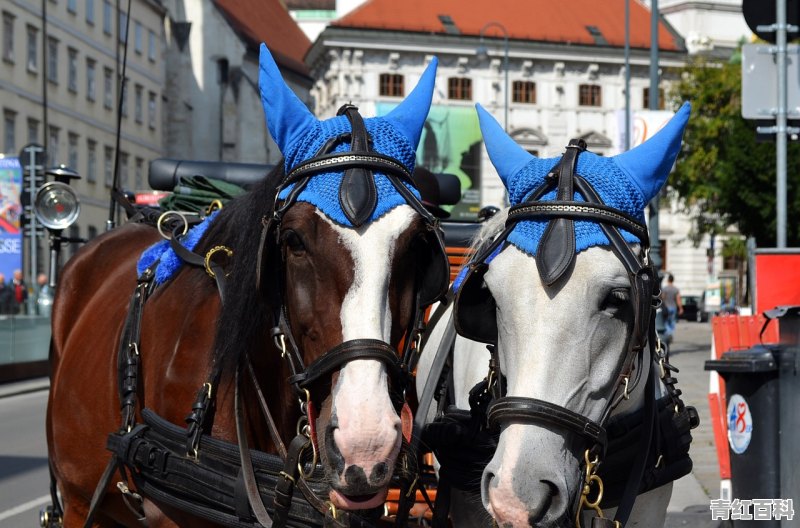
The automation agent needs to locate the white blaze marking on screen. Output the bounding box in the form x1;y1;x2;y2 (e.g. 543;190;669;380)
320;206;415;470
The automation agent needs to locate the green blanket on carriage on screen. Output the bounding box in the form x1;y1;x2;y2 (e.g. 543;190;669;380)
158;175;246;213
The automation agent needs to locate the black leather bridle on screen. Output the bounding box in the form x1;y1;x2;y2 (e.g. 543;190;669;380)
453;139;660;527
255;103;449;406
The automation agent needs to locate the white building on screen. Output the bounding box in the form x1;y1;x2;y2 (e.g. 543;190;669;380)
1;0;166;262
656;0;752;55
302;0;757;297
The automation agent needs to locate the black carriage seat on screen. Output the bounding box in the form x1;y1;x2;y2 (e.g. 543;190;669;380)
148;159;275;192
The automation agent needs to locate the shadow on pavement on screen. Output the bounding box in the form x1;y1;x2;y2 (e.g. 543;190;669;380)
0;455;49;481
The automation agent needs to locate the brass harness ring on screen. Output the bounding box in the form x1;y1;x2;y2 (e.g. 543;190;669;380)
204;246;233;279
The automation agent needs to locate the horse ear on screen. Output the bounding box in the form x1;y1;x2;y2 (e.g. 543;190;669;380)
259;43;317;156
613;102;691;202
476;103;533;189
383;57;438;148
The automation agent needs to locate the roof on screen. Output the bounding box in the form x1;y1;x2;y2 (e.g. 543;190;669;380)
214;0;312;76
334;0;682;51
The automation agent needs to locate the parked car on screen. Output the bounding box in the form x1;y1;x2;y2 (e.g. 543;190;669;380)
680;294;708;322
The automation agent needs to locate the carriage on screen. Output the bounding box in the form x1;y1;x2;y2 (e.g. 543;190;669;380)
43;43;698;528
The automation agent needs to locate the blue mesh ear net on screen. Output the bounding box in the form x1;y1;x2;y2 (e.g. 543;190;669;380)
277;115;421;227
506;151;647;258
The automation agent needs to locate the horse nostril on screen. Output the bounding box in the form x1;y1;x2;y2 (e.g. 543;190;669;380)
481;469;497;510
344;465;369;491
369;462;388;484
528;480;559;526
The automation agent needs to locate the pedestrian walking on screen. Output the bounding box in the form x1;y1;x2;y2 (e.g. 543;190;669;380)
661;273;683;343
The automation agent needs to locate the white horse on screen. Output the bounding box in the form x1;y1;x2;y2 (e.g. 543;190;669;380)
415;102;695;528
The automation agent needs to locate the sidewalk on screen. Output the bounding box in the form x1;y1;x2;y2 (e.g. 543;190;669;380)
664;320;722;528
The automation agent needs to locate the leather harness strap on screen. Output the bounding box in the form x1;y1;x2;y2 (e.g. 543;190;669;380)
80;103;449;528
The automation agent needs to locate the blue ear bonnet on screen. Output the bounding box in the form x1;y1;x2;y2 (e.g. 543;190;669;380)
506;152;647;258
278;115;420;227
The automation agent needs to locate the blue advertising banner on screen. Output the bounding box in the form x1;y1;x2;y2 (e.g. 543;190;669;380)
0;157;23;280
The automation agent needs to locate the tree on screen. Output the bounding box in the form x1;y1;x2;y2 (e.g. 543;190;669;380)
669;54;800;248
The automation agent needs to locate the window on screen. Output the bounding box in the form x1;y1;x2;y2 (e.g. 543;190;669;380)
134;84;143;123
104;145;113;187
85;0;94;25
27;118;39;143
67;0;77;14
48;125;60;165
379;73;404;97
68;132;79;169
119;152;129;188
118;11;127;43
447;77;472;100
26;25;38;72
3;12;15;63
512;81;536;104
579;84;602;107
134;21;142;54
148;91;156;129
87;138;96;182
47;36;58;84
68;47;78;92
103;0;112;35
88;225;97;240
103;66;113;109
147;29;156;62
134;156;143;189
643;87;665;110
4;110;16;154
86;58;96;101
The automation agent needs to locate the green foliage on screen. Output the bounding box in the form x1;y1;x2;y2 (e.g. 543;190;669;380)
669;55;800;247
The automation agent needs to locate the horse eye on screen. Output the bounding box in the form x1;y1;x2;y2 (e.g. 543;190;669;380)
281;231;306;254
601;287;631;314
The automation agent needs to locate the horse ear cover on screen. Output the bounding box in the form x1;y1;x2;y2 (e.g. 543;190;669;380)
477;102;690;204
259;42;437;164
258;43;440;227
474;102;690;258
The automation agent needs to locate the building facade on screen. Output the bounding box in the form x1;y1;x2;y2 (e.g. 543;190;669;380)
305;0;754;296
161;0;313;166
1;0;167;263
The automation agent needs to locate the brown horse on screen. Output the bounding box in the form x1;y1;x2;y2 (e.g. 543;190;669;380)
45;44;445;527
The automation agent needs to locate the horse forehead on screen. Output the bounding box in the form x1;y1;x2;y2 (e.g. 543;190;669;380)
318;205;417;263
486;245;629;302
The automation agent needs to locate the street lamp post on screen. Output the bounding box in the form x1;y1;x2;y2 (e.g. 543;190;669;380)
477;22;509;132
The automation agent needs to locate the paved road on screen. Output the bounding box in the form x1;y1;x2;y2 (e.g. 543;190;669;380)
0;390;50;528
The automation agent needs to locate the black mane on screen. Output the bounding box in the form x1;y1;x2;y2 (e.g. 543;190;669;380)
193;163;286;380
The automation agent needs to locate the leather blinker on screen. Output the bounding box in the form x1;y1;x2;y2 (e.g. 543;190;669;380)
338;105;378;227
536;138;586;286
